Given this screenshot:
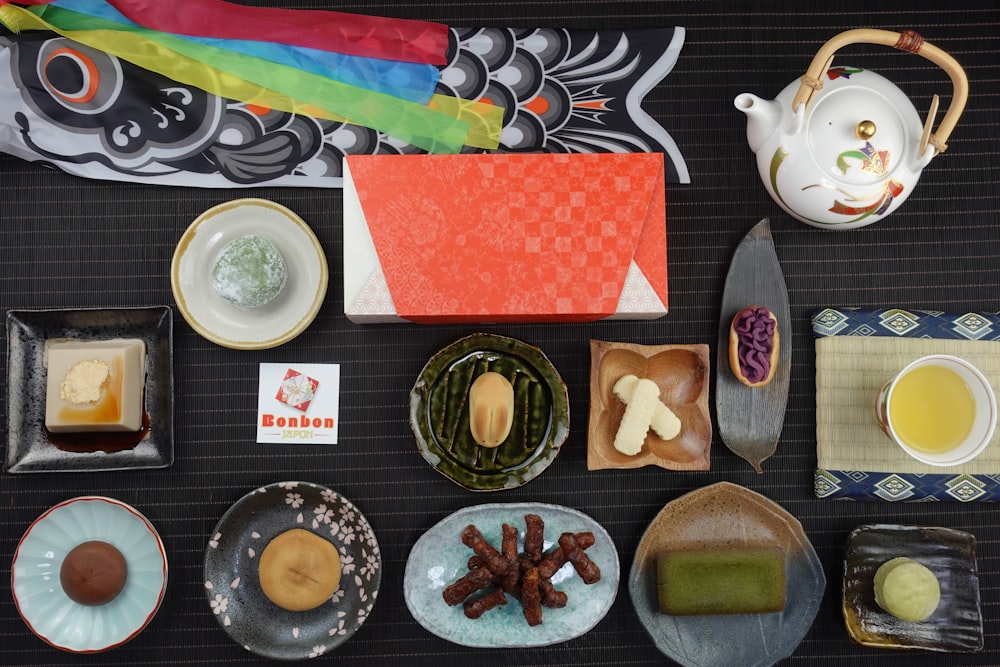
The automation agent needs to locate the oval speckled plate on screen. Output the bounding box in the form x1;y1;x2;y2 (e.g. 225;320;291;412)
203;482;381;661
404;502;619;647
409;333;569;491
629;482;825;667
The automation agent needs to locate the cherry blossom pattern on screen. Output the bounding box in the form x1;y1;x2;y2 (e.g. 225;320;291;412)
205;582;232;627
204;482;381;660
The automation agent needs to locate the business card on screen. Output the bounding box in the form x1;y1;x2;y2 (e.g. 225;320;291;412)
256;363;340;444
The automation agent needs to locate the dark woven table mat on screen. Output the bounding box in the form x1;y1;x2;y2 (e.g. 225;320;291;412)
2;2;999;665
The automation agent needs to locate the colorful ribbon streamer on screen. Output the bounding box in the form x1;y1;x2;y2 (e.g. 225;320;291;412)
1;4;481;152
47;0;441;105
5;0;449;64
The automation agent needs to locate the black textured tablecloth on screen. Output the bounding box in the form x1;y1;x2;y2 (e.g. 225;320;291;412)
3;2;1000;665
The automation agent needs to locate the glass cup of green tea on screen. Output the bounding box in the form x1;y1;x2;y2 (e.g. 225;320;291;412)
875;354;997;466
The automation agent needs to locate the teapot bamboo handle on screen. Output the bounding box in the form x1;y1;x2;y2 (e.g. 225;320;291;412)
791;28;969;153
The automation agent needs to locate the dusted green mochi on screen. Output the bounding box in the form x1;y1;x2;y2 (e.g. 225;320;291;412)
212;235;287;309
656;546;786;615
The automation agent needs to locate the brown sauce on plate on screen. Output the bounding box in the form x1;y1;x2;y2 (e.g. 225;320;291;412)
44;412;151;454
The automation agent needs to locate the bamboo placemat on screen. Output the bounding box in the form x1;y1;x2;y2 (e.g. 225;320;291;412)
816;336;1000;474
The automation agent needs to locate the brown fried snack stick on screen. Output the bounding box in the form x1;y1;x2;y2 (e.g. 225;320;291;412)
443;565;495;606
539;578;568;608
524;513;545;562
461;524;510;575
558;532;601;585
521;567;543;626
537;532;596;578
464;586;509;619
500;523;521;594
467;556;503;584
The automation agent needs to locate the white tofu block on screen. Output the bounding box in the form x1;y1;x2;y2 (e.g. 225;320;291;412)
44;339;146;433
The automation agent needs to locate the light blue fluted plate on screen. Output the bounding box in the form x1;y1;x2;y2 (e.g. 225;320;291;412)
11;496;168;653
404;502;619;647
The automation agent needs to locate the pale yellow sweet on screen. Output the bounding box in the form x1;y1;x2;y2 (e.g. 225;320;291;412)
613;375;681;440
873;557;941;622
469;372;514;448
612;374;682;455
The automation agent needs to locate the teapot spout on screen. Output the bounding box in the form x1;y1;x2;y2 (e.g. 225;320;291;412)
735;93;782;154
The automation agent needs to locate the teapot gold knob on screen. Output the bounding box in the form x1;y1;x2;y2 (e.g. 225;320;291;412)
855;120;877;140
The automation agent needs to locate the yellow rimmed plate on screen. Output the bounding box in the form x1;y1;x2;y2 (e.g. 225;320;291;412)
171;199;328;350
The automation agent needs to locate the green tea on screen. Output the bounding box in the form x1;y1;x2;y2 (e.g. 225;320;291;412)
889;365;975;454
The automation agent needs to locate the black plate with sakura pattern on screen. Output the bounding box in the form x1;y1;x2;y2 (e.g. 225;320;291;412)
203;481;382;661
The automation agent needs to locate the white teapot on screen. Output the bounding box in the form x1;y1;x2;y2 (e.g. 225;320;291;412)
735;29;968;230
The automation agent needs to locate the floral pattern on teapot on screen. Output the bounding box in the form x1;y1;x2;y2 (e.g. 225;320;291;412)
770;140;905;226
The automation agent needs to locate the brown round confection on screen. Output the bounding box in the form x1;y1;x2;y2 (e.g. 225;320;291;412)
258;528;342;612
60;540;128;606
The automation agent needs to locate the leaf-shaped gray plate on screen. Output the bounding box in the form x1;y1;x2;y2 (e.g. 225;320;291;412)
404;502;619;647
843;524;982;652
203;482;381;661
629;482;825;667
410;334;569;491
5;307;173;473
716;219;791;472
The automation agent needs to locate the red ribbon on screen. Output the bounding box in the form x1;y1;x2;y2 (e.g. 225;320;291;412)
7;0;449;64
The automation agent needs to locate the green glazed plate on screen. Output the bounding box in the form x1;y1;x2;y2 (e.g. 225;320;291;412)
410;333;569;491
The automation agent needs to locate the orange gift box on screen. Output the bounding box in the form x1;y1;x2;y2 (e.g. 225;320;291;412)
343;153;667;324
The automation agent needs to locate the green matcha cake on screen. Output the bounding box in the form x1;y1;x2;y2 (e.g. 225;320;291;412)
656;546;786;615
212;235;287;309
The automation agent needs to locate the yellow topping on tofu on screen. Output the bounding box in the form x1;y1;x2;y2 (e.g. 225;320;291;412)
60;359;111;405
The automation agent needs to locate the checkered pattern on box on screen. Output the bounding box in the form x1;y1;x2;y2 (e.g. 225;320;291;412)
515;162;647;314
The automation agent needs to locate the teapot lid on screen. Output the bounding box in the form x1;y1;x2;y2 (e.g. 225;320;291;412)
806;67;918;186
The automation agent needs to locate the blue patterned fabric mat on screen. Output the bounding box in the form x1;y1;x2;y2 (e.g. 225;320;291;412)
814;307;1000;502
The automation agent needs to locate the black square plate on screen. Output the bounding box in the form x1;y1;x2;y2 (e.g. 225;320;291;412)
6;307;173;473
843;523;982;653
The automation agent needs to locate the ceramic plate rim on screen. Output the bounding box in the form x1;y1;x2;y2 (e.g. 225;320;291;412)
5;306;174;473
403;501;620;647
170;198;328;350
11;496;168;653
202;481;381;660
